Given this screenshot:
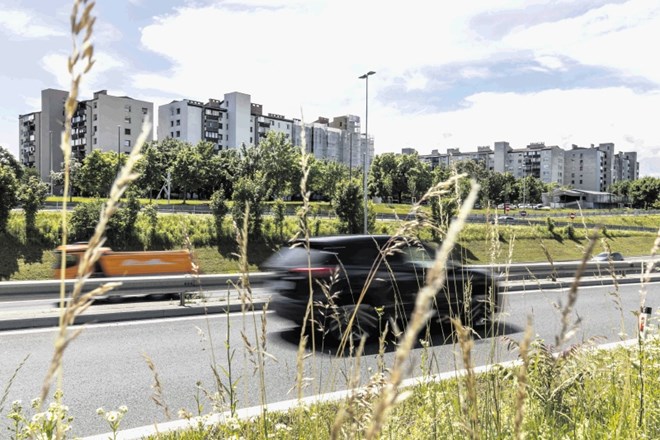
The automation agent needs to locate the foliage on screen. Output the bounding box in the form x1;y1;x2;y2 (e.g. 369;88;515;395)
0;164;19;233
210;189;229;239
170;142;204;202
17;174;49;234
628;176;660;209
333;178;370;234
77;149;121;197
0;145;24;180
232;175;266;236
273;198;286;239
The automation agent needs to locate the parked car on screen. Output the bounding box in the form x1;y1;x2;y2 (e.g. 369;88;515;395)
592;252;625;262
262;235;501;343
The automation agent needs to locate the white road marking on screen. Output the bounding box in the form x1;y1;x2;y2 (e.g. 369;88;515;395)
0;310;274;336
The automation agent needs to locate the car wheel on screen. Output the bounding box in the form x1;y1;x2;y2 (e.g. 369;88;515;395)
324;305;379;347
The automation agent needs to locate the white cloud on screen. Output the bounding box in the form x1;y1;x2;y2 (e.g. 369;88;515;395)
41;51;128;97
0;8;65;39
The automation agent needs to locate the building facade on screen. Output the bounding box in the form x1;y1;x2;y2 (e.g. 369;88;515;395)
416;141;638;191
18;89;154;182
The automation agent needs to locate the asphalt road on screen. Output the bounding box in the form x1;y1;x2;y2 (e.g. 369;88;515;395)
1;282;658;437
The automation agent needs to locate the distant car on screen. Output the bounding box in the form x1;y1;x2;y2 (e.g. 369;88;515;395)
490;215;516;224
592;252;625;262
262;235;501;343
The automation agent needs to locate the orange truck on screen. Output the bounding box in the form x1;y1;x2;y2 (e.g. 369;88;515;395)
53;243;195;279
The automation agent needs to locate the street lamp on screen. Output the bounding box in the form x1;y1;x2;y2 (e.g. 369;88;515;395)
358;70;375;234
117;125;121;176
49;130;53;195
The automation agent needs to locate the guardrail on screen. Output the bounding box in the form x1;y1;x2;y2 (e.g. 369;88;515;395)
1;260;655;301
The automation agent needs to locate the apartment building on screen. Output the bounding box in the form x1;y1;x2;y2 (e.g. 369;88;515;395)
18;89;154;182
159;92;372;167
416;141;638;191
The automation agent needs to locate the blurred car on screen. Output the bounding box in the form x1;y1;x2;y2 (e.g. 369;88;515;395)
490;215;516;224
592;252;625;262
262;235;501;343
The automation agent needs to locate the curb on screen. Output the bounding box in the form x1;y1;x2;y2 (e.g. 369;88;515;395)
0;299;271;332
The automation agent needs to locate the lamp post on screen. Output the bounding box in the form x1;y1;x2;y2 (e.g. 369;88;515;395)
117;125;121;176
49;130;53;195
358;70;375;234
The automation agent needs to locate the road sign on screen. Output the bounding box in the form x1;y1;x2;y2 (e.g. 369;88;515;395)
569;212;576;220
520;210;527;217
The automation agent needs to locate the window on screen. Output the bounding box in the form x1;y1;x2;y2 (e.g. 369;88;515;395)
176;130;180;137
271;121;274;126
579;180;583;184
176;108;181;115
250;127;253;132
124;140;131;147
170;121;174;127
125;104;131;112
171;132;174;138
176;120;180;126
220;134;223;140
124;117;131;124
250;137;253;143
219;123;223;129
124;128;131;135
142;107;148;115
93;137;97;144
93;114;97;121
93;126;97;133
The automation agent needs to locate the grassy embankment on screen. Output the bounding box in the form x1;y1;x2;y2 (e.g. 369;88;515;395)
0;209;656;280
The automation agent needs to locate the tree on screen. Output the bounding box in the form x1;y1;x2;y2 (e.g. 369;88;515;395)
514;176;547;205
314;160;350;201
77;150;119;197
135;141;165;201
369;153;398;200
170;143;204;202
333;179;364;234
259;131;301;199
628;177;660;209
210;188;229;239
482;172;516;206
18;174;49;234
0;146;23;180
0;164;19;233
232;175;266;236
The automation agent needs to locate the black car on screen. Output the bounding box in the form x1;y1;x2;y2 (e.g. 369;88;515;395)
263;235;501;343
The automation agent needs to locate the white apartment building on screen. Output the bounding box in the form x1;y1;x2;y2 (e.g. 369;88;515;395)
18;89;154;182
159;92;372;167
416;141;638;192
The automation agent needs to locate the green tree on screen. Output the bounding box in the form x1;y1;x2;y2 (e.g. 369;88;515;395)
78;150;119;197
514;176;547;205
369;153;398;200
333;179;365;234
0;146;23;180
232;175;266;236
273;198;287;239
259;132;301;199
0;164;19;233
18;174;49;234
210;188;229;239
628;177;660;209
170;143;204;202
314;160;350;201
482;172;516;206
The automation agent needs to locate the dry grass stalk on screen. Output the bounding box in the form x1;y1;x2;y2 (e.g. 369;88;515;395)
364;180;480;440
514;317;533;440
143;353;172;420
453;317;478;439
43;0;153;407
0;354;30;415
555;229;599;347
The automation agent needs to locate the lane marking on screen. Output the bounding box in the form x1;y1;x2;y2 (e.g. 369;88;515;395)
0;310;274;336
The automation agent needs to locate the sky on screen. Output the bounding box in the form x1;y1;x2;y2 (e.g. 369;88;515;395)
1;0;659;176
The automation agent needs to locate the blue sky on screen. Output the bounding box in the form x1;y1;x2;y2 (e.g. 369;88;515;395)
2;0;659;176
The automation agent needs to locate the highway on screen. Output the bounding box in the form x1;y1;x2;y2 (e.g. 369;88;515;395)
0;282;658;437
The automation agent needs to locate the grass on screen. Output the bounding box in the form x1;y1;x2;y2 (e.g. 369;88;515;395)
4;2;660;439
148;338;660;439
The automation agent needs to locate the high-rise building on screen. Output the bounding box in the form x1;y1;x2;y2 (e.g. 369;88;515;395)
18;89;154;182
158;92;372;167
417;141;638;191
